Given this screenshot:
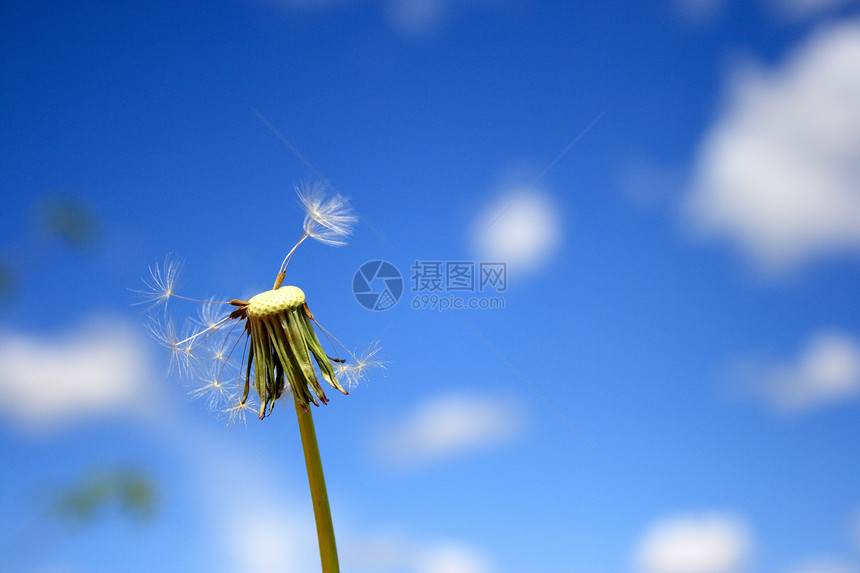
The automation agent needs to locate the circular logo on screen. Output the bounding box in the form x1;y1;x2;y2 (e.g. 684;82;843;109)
352;260;403;311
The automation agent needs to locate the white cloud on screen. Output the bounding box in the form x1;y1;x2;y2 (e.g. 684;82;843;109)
0;319;153;431
417;542;491;573
227;506;314;573
343;530;416;571
343;532;491;573
854;509;860;548
167;411;494;573
682;20;860;272
385;0;447;36
386;0;502;37
164;418;319;573
673;0;726;24
473;190;562;274
787;560;860;573
740;331;860;414
376;393;523;467
634;513;753;573
272;0;495;36
774;0;860;20
274;0;361;7
672;0;859;24
0;319;492;573
620;159;685;209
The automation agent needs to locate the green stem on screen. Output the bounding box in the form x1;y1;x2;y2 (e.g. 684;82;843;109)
293;398;340;572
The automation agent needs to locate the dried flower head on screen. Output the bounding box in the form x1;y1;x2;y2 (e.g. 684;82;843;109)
229;285;347;417
140;182;379;422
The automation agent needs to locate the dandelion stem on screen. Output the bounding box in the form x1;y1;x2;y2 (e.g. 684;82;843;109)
293;397;339;572
275;233;309;288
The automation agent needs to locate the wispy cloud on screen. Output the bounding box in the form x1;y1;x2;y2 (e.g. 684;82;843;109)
375;392;523;468
175;420;493;573
672;0;859;24
619;159;685;210
0;317;314;570
633;512;753;573
0;318;493;571
734;330;860;415
681;20;860;273
386;0;504;37
271;0;497;37
473;190;562;274
416;542;491;573
163;417;319;573
787;560;860;573
224;503;315;573
385;0;447;36
854;509;860;549
343;533;491;573
773;0;860;20
0;318;154;432
672;0;726;25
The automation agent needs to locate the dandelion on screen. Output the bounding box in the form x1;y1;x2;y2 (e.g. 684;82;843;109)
227;285;349;418
273;182;357;290
223;399;256;427
144;282;363;419
298;181;357;246
144;314;196;377
195;297;229;330
189;363;234;411
133;254;183;309
138;181;376;573
335;339;385;389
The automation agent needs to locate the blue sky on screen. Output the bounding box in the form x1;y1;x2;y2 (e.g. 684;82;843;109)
3;1;860;572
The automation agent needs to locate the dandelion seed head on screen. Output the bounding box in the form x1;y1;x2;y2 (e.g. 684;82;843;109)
246;286;305;318
189;363;234;410
205;337;232;364
337;340;385;389
296;182;357;247
334;362;356;388
357;339;384;365
145;314;197;377
223;399;256;427
139;181;382;422
196;297;229;330
134;254;183;308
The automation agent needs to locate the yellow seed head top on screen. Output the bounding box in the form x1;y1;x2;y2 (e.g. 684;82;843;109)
246;286;306;318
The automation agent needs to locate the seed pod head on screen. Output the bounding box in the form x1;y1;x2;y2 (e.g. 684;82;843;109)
139;182;378;424
240;286;347;418
247;286;306;318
